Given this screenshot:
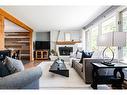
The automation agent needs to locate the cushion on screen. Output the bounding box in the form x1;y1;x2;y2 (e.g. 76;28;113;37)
4;57;24;74
74;62;83;72
76;51;82;59
0;61;10;77
79;51;94;63
70;52;76;58
0;50;11;61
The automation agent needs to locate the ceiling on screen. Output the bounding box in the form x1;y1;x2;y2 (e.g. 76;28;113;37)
1;6;110;32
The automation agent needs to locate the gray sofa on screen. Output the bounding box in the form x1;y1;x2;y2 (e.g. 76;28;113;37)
72;58;117;84
0;66;42;89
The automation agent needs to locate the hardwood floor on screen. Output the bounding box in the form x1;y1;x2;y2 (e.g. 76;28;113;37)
23;59;50;69
24;60;43;69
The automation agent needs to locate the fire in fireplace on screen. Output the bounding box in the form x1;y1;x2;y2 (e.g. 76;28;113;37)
59;46;73;56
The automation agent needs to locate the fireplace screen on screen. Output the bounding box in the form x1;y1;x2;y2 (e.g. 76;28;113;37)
59;46;73;56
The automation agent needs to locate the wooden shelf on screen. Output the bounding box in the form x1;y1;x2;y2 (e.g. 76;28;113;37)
20;54;30;56
5;32;30;60
5;44;25;46
5;36;30;39
5;48;30;51
56;41;81;45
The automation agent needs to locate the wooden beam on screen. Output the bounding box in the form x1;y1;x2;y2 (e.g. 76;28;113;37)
29;30;34;61
0;8;33;32
0;8;34;61
0;15;5;50
56;41;81;45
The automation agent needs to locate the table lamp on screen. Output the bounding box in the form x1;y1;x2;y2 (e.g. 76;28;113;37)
97;32;126;66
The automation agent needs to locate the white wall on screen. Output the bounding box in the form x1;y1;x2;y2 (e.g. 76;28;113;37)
50;30;82;50
36;32;50;41
33;30;82;51
33;31;36;41
50;30;59;50
58;31;81;41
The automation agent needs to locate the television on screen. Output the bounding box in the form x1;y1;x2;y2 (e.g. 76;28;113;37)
35;41;50;50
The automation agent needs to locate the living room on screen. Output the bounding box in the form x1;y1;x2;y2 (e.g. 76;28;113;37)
1;3;127;94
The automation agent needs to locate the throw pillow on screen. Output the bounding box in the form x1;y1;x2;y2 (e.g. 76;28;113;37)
70;52;76;58
79;51;94;63
76;51;82;59
12;59;24;71
4;57;24;74
0;61;10;77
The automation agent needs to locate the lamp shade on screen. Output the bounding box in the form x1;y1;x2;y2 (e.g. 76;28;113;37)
97;32;126;47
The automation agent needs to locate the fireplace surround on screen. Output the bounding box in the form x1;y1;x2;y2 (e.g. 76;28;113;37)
59;46;73;56
56;44;77;61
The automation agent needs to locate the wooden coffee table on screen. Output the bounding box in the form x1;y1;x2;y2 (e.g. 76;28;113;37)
49;59;69;77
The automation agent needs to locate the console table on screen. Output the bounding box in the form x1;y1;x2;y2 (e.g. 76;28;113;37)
35;50;48;60
91;62;127;89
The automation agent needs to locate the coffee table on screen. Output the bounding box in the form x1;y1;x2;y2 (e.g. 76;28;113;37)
49;59;69;77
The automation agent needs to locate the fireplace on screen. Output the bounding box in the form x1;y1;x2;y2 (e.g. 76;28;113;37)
59;46;73;56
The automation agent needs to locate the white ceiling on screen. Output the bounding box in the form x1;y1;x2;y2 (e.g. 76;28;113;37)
1;6;110;32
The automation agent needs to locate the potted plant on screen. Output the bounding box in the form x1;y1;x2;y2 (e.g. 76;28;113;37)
49;49;58;61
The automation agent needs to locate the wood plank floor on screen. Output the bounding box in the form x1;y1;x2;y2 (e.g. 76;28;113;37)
24;60;43;69
24;60;50;69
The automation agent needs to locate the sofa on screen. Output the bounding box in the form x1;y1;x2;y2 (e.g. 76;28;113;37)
0;50;43;89
0;65;42;89
72;58;118;84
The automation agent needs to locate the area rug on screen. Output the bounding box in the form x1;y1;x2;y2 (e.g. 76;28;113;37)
39;61;111;89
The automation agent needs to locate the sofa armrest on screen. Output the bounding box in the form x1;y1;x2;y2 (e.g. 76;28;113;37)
0;66;42;89
82;58;118;84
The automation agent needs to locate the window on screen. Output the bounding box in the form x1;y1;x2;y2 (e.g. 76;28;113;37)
102;16;117;34
101;16;117;58
86;26;98;51
121;10;127;58
81;29;86;50
86;30;91;51
122;10;127;32
90;26;98;51
83;7;127;60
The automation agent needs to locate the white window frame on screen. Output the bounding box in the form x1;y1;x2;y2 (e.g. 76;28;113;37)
119;8;127;60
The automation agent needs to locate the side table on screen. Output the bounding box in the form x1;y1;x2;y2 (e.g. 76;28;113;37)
91;62;127;89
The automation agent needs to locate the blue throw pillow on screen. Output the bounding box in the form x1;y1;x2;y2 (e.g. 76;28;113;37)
79;51;94;63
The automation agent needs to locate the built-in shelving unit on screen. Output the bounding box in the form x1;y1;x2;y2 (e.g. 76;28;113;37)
5;32;30;60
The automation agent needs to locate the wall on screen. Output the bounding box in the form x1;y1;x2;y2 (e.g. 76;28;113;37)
57;31;81;41
33;31;81;51
50;30;59;50
33;31;36;41
36;32;50;41
50;30;82;50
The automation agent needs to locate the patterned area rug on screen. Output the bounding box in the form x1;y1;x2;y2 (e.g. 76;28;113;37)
39;61;111;89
